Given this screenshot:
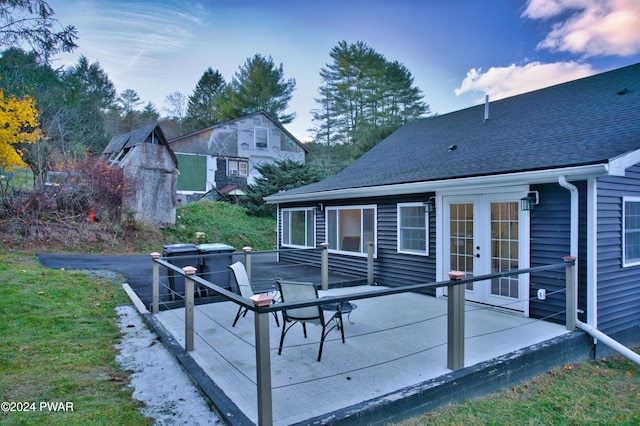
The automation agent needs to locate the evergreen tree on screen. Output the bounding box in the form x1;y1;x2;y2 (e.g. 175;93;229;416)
138;102;160;126
118;89;143;132
59;55;117;153
216;54;296;124
182;67;225;132
243;159;324;217
313;41;429;168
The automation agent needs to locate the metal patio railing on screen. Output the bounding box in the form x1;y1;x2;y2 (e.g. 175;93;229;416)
149;246;576;426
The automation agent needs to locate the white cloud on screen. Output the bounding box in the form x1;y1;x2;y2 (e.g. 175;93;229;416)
454;61;595;101
523;0;640;57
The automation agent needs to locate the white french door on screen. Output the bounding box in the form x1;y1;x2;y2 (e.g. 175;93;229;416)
442;191;530;313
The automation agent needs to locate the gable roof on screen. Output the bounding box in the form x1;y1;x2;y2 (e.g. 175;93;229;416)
267;63;640;203
168;111;309;153
102;124;178;168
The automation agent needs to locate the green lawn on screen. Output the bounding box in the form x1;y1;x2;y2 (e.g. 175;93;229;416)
0;253;151;425
395;349;640;425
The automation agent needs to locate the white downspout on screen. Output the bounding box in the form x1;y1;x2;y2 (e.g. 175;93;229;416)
558;176;640;366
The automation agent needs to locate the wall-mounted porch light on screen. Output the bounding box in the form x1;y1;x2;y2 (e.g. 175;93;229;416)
424;196;436;213
520;191;539;211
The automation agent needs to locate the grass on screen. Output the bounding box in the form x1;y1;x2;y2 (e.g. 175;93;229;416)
0;253;151;425
395;354;640;425
162;200;277;251
1;167;33;191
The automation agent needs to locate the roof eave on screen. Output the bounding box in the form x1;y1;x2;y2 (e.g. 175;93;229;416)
265;163;611;204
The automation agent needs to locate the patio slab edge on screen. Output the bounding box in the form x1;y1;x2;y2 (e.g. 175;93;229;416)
300;330;594;426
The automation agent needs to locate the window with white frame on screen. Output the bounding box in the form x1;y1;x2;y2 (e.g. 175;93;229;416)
255;127;268;149
282;208;315;248
228;159;248;176
624;197;640;266
326;205;376;255
397;202;429;255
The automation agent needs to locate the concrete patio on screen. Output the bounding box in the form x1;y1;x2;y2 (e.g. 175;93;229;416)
146;284;575;425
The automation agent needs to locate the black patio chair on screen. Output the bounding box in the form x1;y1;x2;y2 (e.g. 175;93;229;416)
276;280;345;362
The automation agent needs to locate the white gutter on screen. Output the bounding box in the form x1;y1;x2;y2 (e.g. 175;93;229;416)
266;163;609;204
558;176;640;367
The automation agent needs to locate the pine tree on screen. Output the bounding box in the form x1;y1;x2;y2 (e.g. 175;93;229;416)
182;67;225;132
313;41;429;167
243;159;324;217
216;54;296;124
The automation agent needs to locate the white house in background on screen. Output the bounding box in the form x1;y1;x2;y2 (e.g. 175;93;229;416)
168;111;308;203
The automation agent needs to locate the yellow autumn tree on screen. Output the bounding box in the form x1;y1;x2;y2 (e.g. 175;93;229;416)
0;89;41;171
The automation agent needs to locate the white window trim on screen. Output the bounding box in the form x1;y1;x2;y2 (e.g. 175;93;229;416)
325;205;377;258
228;160;238;175
281;207;316;249
228;159;248;177
255;127;268;149
397;202;430;256
623;196;640;267
238;161;248;176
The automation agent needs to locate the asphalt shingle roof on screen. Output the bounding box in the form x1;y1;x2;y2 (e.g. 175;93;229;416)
274;63;640;199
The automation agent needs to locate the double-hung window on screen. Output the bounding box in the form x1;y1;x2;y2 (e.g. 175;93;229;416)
326;205;376;256
624;197;640;266
228;159;248;176
282;208;315;248
397;203;429;255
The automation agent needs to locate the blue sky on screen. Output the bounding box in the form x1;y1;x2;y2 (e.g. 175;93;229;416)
49;0;640;141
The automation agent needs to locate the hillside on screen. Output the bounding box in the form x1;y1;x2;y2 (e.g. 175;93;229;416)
1;201;276;255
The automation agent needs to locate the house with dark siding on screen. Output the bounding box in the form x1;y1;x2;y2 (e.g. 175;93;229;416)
168;111;307;203
265;63;640;345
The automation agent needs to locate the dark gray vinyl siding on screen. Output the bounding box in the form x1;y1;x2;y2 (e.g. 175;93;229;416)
597;164;640;335
529;182;588;324
277;194;437;291
376;197;436;293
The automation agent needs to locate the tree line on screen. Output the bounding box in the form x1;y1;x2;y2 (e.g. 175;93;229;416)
0;1;430;216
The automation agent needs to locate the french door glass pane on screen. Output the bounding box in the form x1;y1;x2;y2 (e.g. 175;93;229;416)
449;203;474;290
490;201;519;299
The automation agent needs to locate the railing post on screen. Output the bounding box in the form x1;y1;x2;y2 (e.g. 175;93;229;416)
321;243;329;291
251;294;273;426
150;252;161;314
183;266;197;352
367;242;374;285
564;255;577;331
447;271;465;370
243;246;253;282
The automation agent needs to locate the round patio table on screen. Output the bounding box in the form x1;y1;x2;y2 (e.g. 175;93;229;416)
321;301;357;324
